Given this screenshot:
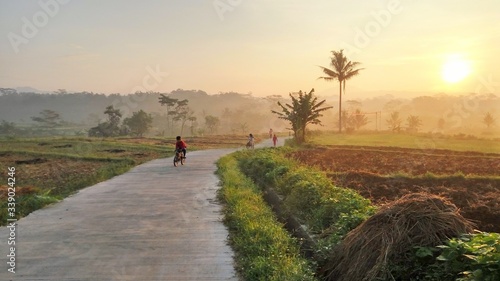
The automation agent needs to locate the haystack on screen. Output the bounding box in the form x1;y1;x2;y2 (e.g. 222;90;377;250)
322;192;475;281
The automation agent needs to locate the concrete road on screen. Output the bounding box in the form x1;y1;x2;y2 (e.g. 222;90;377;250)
0;137;285;281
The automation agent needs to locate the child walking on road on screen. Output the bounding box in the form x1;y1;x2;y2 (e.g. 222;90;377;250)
246;133;255;149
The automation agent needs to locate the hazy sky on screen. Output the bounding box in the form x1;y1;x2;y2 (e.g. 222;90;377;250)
1;0;499;98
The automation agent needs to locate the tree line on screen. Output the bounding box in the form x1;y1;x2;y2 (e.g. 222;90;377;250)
0;89;289;137
1;54;498;140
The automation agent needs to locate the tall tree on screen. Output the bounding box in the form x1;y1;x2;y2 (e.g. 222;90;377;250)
188;116;197;136
205;115;220;134
483;112;495;129
31;109;62;128
272;88;332;143
318;49;363;133
158;94;178;136
239;122;248;135
104;105;122;128
170;99;194;136
123;110;153;137
406;115;422;133
0;120;18;136
88;105;123;137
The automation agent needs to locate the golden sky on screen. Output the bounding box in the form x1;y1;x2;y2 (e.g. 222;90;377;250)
1;0;499;98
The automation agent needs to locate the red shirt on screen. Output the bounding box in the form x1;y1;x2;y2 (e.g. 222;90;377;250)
176;140;187;150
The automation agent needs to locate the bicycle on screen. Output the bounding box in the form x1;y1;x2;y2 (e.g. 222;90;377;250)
173;149;185;167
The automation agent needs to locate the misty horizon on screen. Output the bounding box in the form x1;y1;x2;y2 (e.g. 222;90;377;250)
1;1;499;99
4;85;498;101
1;89;498;139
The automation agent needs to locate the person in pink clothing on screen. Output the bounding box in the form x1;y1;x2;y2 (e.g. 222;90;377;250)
272;134;278;147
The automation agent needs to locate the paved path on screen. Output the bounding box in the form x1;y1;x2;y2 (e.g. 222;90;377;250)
0;137;284;281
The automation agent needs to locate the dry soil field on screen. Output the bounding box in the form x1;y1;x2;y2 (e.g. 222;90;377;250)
290;145;500;233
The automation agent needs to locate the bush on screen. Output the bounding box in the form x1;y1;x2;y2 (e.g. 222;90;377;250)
234;147;375;265
1;188;59;224
410;232;500;281
284;180;323;224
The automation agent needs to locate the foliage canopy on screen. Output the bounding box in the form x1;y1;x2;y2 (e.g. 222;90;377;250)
272;88;332;143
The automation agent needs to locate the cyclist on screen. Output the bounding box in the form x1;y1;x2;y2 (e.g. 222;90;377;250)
175;136;187;158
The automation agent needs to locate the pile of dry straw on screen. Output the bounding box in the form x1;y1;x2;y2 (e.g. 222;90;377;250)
322;192;475;281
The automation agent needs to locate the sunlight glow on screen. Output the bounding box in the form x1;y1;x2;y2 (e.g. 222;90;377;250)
442;56;471;83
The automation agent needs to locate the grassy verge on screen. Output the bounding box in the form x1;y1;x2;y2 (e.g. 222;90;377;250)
216;154;318;281
235;147;376;264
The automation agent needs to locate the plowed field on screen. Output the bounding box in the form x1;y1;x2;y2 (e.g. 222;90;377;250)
289;146;500;233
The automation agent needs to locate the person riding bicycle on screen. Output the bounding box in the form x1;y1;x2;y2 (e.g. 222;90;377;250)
175;136;187;158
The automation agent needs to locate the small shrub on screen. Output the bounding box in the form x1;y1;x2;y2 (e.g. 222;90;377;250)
410;232;500;281
278;167;309;196
1;192;59;224
264;164;289;185
284;180;323;224
17;193;59;217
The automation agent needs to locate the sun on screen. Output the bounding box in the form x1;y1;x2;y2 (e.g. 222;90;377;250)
441;55;471;83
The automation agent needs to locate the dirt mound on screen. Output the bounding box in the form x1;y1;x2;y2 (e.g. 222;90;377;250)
329;171;500;232
322;193;474;281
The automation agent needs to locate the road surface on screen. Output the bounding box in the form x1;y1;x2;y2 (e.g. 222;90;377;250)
0;137;284;281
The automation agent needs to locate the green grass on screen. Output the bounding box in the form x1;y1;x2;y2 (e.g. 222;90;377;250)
308;132;500;154
216;154;318;281
0;137;170;158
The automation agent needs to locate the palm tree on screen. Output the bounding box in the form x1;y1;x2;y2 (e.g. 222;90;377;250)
387;111;402;132
319;49;363;133
406;115;422;133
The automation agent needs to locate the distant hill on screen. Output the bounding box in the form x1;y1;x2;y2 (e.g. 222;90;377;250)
0;88;498;137
15;87;50;94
